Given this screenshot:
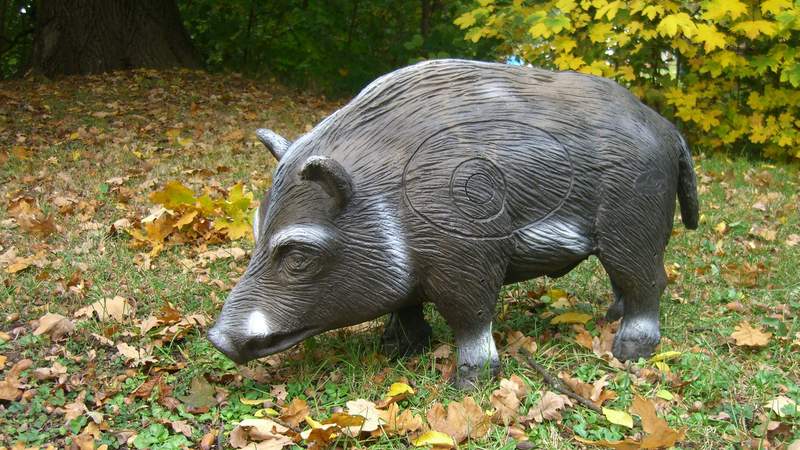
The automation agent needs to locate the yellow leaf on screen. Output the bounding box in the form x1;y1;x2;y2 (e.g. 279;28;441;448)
411;430;455;448
551;312;593;325
253;408;279;417
657;13;697;38
649;351;682;363
589;22;613;42
703;0;747;21
554;53;584;70
603;407;634;428
714;221;727;234
454;12;476;29
553;36;578;53
150;181;196;210
556;0;577;13
653;361;670;373
529;22;552;38
386;382;415;398
656;390;674;401
761;0;791;15
732;20;778;40
693;23;727;52
641;4;664;20
240;397;270;406
595;0;623;20
305;415;324;428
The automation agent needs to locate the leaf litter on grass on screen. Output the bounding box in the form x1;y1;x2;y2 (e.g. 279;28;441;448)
2;70;799;449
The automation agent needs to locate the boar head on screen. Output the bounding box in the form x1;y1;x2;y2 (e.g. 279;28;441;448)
207;129;413;363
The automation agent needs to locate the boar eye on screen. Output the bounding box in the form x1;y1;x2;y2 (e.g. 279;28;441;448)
276;244;324;278
285;249;311;271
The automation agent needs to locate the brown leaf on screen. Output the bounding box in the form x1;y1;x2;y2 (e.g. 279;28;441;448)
731;322;772;347
199;429;218;450
574;325;594;350
524;391;573;424
0;358;33;401
170;420;193;437
116;342;156;366
75;296;131;322
345;398;384;434
558;372;616;407
378;403;424;436
426;396;490;443
630;395;686;448
178;376;216;409
280;398;309;428
506;330;538;357
33;361;68;381
230;418;292;449
33;313;74;340
490;376;528;425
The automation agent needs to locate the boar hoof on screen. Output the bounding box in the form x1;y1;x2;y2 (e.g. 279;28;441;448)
455;362;500;390
381;316;432;358
612;319;660;362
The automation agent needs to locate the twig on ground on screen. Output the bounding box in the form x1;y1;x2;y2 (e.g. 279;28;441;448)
524;356;602;414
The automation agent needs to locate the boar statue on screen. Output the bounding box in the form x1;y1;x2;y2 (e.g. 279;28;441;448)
208;59;699;388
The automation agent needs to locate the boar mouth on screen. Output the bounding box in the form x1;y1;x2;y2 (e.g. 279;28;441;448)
239;326;321;362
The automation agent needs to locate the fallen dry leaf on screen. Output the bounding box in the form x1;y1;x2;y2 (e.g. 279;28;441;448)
345;398;384;434
731;322;772;347
411;430;455;448
506;330;538;357
230;418;293;449
280;398;310;428
524;391;573;424
490;376;529;425
116;342;156;366
75;296;131;322
558;372;616;407
550;311;593;325
378;403;424;436
630;395;686;448
33;312;74;340
426;396;490;443
0;358;33;401
765;395;797;418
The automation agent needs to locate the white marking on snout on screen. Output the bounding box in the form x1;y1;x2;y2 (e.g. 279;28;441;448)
458;322;499;367
247;310;270;336
252;206;261;243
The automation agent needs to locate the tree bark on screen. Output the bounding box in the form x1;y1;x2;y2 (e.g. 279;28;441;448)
31;0;200;76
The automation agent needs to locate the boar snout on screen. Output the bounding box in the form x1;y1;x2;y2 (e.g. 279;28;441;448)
208;309;319;363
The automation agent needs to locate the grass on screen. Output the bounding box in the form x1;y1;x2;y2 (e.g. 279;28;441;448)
1;69;799;449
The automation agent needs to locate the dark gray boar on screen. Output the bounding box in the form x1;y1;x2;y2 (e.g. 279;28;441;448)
207;59;699;388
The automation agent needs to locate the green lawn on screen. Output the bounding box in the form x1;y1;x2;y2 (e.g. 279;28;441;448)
1;70;798;449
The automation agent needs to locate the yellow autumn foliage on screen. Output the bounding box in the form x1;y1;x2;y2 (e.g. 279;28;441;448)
455;0;800;159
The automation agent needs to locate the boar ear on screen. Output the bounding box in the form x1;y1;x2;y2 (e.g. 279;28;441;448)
255;128;290;161
299;156;353;209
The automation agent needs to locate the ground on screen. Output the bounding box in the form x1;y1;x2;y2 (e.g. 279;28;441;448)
0;70;799;449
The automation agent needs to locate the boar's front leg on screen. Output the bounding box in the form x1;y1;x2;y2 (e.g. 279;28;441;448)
381;304;432;357
429;282;502;390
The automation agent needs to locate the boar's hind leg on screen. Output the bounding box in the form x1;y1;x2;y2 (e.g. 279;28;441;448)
600;253;667;362
381;304;432;357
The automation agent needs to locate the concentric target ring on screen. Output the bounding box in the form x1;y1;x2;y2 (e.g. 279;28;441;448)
449;157;506;221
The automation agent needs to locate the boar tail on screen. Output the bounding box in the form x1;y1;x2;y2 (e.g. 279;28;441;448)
676;134;699;230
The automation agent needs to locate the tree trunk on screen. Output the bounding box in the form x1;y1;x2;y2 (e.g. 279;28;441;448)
31;0;200;76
